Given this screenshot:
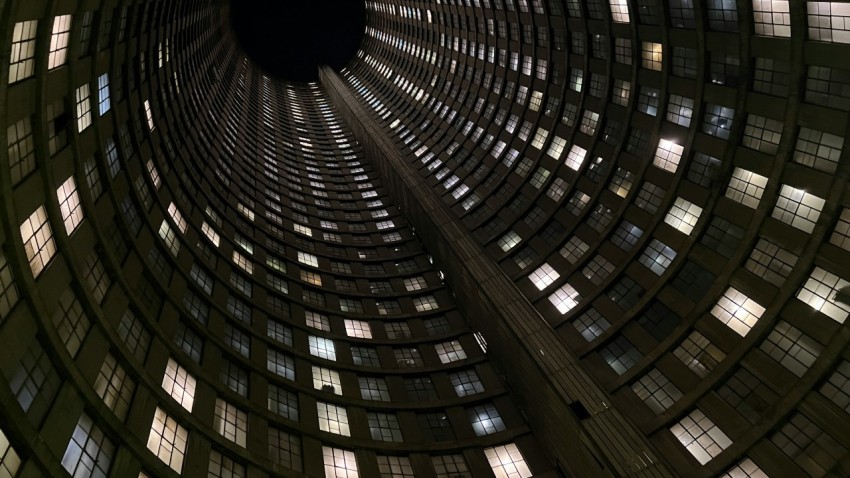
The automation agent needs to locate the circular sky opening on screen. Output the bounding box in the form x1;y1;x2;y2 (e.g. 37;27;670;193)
229;0;366;82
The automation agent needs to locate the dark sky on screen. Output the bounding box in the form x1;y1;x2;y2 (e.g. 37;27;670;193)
230;0;366;82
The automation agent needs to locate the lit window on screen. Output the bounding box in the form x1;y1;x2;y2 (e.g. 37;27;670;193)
797;267;850;323
664;198;702;235
306;310;330;331
793;127;843;173
725;168;768;208
57;176;84;234
632;368;683;414
317;403;351;436
771;185;825;233
642;42;663;70
468;403;506;436
267;349;295;380
61;414;114;477
313;366;342;395
485;443;533;478
546;135;566;159
435;340;467;363
161;358;196;412
565;145;587;171
97;74;110;115
232;251;253;274
712;288;765;336
653;139;684;173
202;222;220;246
719;458;769;478
609;0;631;22
639;239;676;275
208;449;246;478
159;221;180;257
94;353;135;420
528;263;560;290
322;446;358;477
0;427;21;477
549;283;581;314
7;116;36;185
8;20;37;83
742;114;783;154
674;331;725;377
432;454;469;478
309;336;337;361
753;0;791;36
75;83;92;132
344;319;372;339
376;455;414;478
20;206;56;277
48;15;72;69
403;276;427;291
830;208;850;251
670;409;732;464
144;100;155;131
147;408;188;473
214;399;247;447
298;251;319;267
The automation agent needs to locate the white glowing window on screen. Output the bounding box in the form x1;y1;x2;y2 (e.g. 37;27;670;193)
144;100;155;131
344;319;372;339
797;267;850;323
97;74;110;115
435;340;467;364
609;0;631;22
497;231;522;252
565;145;587;171
753;0;791;37
546;135;567;159
147;408;188;473
711;288;765;336
771;185;825;233
413;295;439;311
528;263;560;290
57;176;84;235
664;198;702;235
530;127;548;149
725;168;768;208
653;140;684;173
306;311;330;331
9;20;37;83
157;221;179;257
639;239;677;275
75;84;92;132
808;2;850;43
298;251;319;267
237;203;255;221
549;283;581;314
201;222;220;247
642;42;663;70
322;446;358;476
20;206;56;277
62;414;114;478
317;404;351;436
0;427;21;477
294;223;312;236
719;459;768;478
403;276;427;291
161;358;196;412
309;336;337;361
48;15;72;69
214;399;247;447
144;160;161;190
312;366;342;395
670;409;732;465
484;443;532;478
167;203;187;234
232;251;253;275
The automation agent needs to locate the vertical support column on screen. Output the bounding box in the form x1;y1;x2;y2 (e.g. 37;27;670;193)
320;66;674;478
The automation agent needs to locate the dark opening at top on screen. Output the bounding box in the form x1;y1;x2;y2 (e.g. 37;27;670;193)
229;0;366;82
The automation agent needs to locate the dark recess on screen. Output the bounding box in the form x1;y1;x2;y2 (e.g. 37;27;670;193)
229;0;365;82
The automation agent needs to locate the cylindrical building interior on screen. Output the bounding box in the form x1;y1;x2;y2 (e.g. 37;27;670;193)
1;1;850;477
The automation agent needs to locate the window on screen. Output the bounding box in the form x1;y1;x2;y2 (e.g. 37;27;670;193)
413;295;439;312
323;447;358;477
637;86;660;115
485;443;533;478
565;145;587;171
831;208;850;251
772;185;825;233
57;176;84;235
92;353;134;421
821;360;850;413
96;73;110;115
653;140;684;173
806;65;850;110
639;239;676;275
0;427;21;478
702;104;735;139
528;263;560;290
436;340;467;363
317;403;350;436
666;94;694;127
359;377;390;401
760;321;823;377
268;428;302;471
674;331;726;377
449;369;485;397
670;409;732;465
46;99;67;155
368;413;403;442
9;20;37;83
20;206;56;277
62;414;114;477
144;100;155;131
712;288;765;336
664;198;702;235
309;336;337;361
48;15;72;69
771;413;846;476
214;399;247;447
725;168;768;208
376;456;414;478
793;127;843;173
601;336;642;375
632;368;682;413
0;251;19;320
313;366;342;394
344;319;372;339
147;408;188;473
306;311;330;331
268;385;299;420
753;0;791;36
797;267;850;323
609;0;631;22
549;283;581;314
267;349;295;381
75;83;92;132
754;57;790;96
208;450;245;478
707;0;739;31
742;114;783;154
468;403;506;436
807;2;850;43
161;358;196;412
432;454;469;478
641;42;663;70
7;116;35;185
